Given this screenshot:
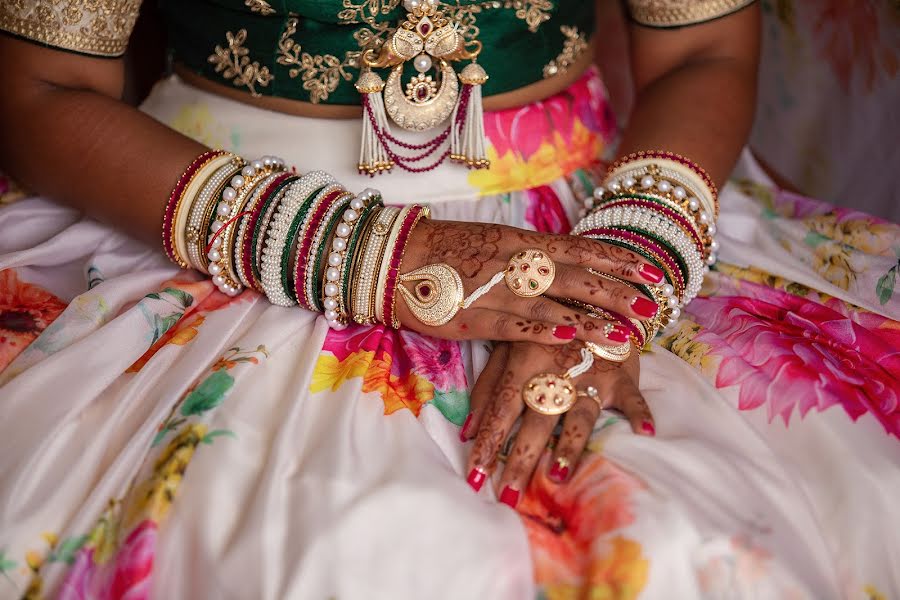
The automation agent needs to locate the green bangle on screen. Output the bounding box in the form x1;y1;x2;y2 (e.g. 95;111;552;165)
279;185;326;304
339;200;383;314
251;175;298;284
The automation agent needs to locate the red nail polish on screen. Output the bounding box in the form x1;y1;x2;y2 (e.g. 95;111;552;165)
642;421;656;436
606;325;629;343
631;297;659;318
553;325;577;340
459;413;472;442
467;468;487;492
638;263;664;283
499;486;520;508
548;461;570;483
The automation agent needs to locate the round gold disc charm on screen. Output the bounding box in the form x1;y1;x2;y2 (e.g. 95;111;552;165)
522;373;576;416
505;249;556;298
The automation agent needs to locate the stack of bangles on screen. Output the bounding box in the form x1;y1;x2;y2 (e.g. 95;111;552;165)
572;150;720;348
162;149;429;329
513;151;720;419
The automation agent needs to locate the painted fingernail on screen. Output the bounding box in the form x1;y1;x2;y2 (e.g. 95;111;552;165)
642;421;656;436
638;263;665;283
499;486;520;508
548;459;570;483
631;296;659;318
459;413;473;442
467;467;487;492
605;324;630;343
553;325;577;340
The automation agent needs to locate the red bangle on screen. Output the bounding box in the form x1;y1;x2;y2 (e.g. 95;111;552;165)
580;227;685;298
598;198;705;254
162;149;225;267
383;205;428;329
294;188;346;310
240;172;294;292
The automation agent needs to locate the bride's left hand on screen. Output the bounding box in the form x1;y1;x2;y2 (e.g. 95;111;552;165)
460;341;654;507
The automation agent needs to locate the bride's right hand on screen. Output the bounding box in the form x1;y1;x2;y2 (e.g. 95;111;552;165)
395;219;666;345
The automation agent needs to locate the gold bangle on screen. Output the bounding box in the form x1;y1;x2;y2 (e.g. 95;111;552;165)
353;206;401;324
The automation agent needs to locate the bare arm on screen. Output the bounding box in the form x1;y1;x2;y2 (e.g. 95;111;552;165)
0;36;206;247
616;3;761;186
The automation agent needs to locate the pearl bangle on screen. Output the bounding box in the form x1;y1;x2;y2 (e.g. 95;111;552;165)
251;175;299;289
574;206;706;303
261;171;336;306
323;187;382;329
294;185;350;311
208;156;286;296
234;171;284;289
187;158;246;273
352;206;401;324
607;151;719;218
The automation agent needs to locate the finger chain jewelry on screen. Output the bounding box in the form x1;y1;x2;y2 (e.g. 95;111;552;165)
397;248;557;327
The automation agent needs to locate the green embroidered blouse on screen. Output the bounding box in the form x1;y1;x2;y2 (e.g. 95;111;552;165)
0;1;757;105
161;1;595;105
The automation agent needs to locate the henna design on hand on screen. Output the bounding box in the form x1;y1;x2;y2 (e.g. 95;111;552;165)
515;320;548;335
470;369;519;469
422;221;503;279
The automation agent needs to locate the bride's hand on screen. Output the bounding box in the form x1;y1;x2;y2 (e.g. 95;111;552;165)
396;220;664;346
460;341;653;507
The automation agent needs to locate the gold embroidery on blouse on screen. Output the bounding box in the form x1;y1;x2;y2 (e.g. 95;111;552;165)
277;17;357;104
337;0;553;44
0;0;142;57
542;25;586;78
507;0;554;32
626;0;756;28
208;29;274;97
245;0;276;16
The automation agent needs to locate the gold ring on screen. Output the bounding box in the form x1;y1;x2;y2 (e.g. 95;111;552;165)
522;373;576;416
505;249;556;297
577;385;603;408
586;338;632;363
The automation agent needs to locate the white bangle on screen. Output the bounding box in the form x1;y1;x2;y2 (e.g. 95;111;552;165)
574;206;706;303
261;171;335;307
186;158;244;273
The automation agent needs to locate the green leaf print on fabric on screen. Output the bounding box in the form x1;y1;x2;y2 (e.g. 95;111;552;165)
201;429;237;445
180;370;235;417
152;416;188;447
876;265;897;306
0;549;17;580
431;389;469;426
140;287;195;345
47;535;89;565
803;230;831;248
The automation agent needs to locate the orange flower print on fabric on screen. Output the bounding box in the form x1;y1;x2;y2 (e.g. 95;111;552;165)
518;452;648;598
126;277;250;373
311;324;467;420
0;269;68;373
469;67;617;196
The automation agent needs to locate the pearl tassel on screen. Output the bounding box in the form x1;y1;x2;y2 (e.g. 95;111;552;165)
451;63;490;169
356;71;395;176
